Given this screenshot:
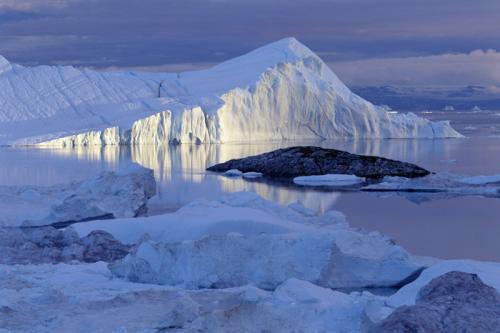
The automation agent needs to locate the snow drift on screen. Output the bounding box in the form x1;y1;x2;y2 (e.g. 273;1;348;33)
0;38;461;146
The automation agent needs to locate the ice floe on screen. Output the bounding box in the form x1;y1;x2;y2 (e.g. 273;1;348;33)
0;164;156;227
69;192;422;289
294;174;365;186
362;173;500;202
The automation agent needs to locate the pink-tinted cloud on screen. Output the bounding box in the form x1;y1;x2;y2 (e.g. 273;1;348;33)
332;50;500;86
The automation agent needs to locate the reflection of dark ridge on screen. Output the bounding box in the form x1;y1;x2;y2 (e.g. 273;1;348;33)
362;188;445;193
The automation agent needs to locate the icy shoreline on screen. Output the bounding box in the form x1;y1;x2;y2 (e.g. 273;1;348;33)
1;166;499;332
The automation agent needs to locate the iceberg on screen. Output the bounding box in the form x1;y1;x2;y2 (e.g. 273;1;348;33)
0;38;462;146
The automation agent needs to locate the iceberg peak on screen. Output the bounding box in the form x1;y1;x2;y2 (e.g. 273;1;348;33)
266;37;316;57
0;55;12;75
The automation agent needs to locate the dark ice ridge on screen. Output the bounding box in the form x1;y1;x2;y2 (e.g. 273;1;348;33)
0;227;130;265
207;146;430;179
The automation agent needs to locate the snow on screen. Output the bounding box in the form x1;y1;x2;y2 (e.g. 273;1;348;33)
0;164;156;227
72;192;422;289
0;55;12;75
294;174;365;186
0;38;462;146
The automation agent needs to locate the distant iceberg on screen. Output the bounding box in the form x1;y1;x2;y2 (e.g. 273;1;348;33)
0;38;462;146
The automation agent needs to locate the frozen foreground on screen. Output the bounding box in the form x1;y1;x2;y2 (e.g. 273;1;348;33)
0;38;461;146
1;169;500;332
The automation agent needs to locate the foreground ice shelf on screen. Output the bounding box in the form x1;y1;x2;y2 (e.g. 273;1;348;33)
1;165;500;332
0;38;461;146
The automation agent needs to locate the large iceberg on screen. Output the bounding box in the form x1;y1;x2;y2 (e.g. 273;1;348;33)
0;38;461;146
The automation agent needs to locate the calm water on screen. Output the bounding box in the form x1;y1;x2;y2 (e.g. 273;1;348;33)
1;110;500;261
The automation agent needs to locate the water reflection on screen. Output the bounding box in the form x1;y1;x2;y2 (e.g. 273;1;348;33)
2;111;500;260
2;136;498;210
1;134;500;260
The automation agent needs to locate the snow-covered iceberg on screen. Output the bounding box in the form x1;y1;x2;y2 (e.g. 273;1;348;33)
0;164;156;227
0;38;461;146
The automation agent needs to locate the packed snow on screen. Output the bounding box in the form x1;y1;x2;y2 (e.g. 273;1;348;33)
0;38;461;146
294;174;366;186
0;164;155;227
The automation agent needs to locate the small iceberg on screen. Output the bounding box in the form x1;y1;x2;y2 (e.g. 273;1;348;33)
294;174;365;187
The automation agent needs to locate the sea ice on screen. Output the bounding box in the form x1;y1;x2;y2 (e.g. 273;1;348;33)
0;262;383;333
0;164;156;227
294;174;365;186
71;192;423;289
459;174;500;185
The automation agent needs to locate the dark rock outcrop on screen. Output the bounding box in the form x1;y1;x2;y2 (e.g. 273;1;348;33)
372;271;500;333
207;146;430;179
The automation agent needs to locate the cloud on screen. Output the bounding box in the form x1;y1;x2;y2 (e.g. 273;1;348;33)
331;50;500;86
0;0;499;87
0;0;78;11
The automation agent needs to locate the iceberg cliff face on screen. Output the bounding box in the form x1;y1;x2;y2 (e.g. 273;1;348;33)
0;38;462;146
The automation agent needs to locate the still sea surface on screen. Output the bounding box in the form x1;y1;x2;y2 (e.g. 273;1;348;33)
1;110;500;261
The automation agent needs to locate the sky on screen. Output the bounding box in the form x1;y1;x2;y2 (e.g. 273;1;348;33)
0;0;499;87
